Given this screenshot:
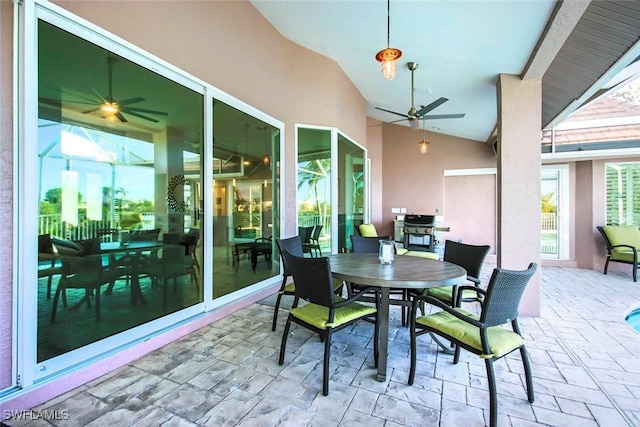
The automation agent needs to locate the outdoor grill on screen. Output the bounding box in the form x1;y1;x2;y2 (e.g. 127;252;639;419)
403;214;436;251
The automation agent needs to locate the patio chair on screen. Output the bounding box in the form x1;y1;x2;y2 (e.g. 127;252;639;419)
597;225;640;282
408;263;537;427
303;224;323;257
278;250;379;396
272;236;343;331
420;240;491;307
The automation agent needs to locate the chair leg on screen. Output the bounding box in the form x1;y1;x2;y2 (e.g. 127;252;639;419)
604;258;610;275
279;316;292;365
485;359;498;427
51;286;63;322
520;346;535;403
453;345;461;364
408;304;417;385
634;262;638;282
94;288;101;321
272;293;284;331
323;329;332;396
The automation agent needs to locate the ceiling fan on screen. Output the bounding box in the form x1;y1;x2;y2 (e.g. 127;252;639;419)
375;62;465;130
40;55;168;124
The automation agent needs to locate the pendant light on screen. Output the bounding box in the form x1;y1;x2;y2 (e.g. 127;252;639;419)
375;0;402;80
418;117;430;154
262;127;270;166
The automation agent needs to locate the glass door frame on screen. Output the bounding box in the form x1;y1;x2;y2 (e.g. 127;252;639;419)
541;164;569;260
17;0;284;386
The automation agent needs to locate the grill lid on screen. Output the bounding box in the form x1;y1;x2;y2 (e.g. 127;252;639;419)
403;214;435;226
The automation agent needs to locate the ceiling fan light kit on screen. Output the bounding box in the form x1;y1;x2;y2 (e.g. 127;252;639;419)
418;116;429;154
375;0;402;81
418;140;429;154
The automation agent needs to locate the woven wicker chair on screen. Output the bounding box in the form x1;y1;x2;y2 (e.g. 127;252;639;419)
272;236;342;331
278;250;379;396
408;263;537;427
422;240;491;306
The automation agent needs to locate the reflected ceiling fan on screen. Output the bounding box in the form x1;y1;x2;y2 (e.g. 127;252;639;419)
375;62;465;130
41;55;168;124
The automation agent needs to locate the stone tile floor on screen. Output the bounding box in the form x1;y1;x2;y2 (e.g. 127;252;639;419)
8;265;640;426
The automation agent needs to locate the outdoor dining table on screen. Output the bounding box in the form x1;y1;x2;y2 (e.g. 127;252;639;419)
101;240;162;305
328;252;467;381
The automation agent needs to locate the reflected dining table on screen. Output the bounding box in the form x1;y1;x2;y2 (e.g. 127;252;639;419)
328;252;467;381
101;240;162;305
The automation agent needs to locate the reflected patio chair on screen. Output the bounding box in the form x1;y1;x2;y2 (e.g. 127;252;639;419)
38;234;62;299
297;226;314;256
303;224;323;257
408;263;537;427
50;238;125;322
279;250;379;396
142;236;198;310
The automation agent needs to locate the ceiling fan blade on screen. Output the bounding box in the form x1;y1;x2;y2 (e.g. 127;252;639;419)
116;112;128;123
375;107;409;118
125;110;160;123
422;113;466;120
117;97;146;106
82;107;101;114
416;97;449;117
409;118;420;130
124;106;169;116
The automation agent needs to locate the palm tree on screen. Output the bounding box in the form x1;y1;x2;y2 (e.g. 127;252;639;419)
297;159;330;227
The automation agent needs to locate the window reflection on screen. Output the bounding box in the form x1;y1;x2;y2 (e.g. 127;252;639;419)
37;20;203;362
211;101;278;298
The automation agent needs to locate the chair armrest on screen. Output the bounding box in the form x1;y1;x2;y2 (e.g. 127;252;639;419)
454;285;486;306
413;292;483;327
335;286;379;308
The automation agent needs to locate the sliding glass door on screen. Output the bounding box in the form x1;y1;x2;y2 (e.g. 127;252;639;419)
297;127;366;254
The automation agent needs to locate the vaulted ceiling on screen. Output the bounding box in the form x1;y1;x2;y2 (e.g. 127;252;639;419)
251;0;640;143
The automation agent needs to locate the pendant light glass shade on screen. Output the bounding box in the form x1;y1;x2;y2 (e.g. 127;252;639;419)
376;48;402;80
375;0;402;81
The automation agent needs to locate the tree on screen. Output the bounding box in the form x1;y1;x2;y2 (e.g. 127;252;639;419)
297;159;330;226
541;192;556;213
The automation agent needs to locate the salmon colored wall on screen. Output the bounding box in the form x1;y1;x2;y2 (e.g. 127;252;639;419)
378;122;495;237
366;117;384;225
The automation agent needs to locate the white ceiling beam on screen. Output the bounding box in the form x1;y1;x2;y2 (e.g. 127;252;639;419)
521;0;591;80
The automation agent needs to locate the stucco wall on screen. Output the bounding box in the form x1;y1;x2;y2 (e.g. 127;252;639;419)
378;122;496;238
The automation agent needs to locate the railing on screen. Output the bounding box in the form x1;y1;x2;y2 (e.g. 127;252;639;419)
38;213;156;240
541;213;557;231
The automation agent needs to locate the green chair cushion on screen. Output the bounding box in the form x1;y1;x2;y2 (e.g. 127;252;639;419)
417;308;524;358
611;247;637;262
395;247;409;255
603;225;640;250
404;251;440;260
426;286;454;302
359;223;378;237
290;296;376;329
280;282;295;294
